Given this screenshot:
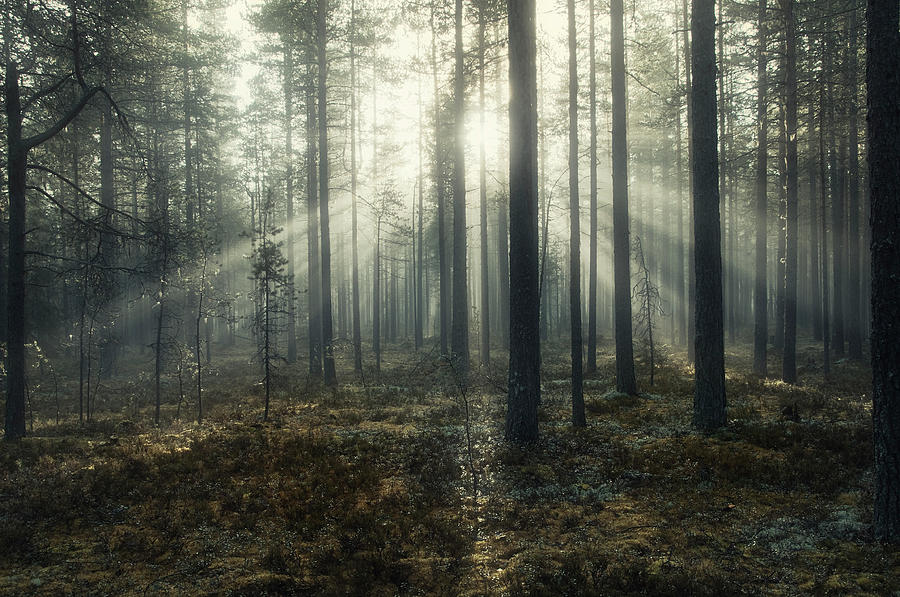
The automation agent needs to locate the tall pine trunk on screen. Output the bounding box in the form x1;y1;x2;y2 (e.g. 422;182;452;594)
451;0;469;377
284;44;297;364
867;0;900;543
568;0;585;426
478;5;490;367
752;0;768;377
691;0;726;431
506;0;540;445
318;0;336;386
781;0;799;384
586;0;598;372
306;74;322;378
846;7;862;360
611;0;637;395
350;0;362;372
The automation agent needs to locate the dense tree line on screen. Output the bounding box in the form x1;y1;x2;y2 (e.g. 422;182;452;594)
2;0;897;540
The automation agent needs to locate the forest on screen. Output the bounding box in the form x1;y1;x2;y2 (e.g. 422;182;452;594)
1;0;899;593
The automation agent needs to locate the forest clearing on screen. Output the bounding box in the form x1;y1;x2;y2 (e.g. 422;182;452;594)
1;340;897;595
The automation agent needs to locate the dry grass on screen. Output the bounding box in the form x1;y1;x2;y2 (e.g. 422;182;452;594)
0;338;896;595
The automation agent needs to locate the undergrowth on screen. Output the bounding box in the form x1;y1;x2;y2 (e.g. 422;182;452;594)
0;340;897;595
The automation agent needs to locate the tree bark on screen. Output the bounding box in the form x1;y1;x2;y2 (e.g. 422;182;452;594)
611;0;637;395
752;0;768;378
867;0;900;543
586;0;598;372
691;0;726;431
568;0;585;426
306;73;322;378
478;4;490;367
318;0;336;387
781;0;798;384
846;7;862;360
284;43;297;364
506;0;540;445
451;0;469;378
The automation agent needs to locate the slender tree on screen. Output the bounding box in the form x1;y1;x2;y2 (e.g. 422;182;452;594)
306;71;322;378
586;0;598;373
846;6;862;360
691;0;726;431
450;0;469;377
506;0;540;445
568;0;585;426
478;2;490;367
284;42;297;363
752;0;768;378
781;0;799;384
350;0;363;372
611;0;637;395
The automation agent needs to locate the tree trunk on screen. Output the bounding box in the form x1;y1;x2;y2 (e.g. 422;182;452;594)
451;0;469;377
867;0;900;543
781;0;798;384
506;0;540;445
808;52;822;342
318;0;336;387
691;0;726;431
306;74;322;378
431;8;449;357
775;103;786;352
284;43;297;364
374;220;381;374
478;5;490;367
682;0;696;364
568;0;585;425
846;7;862;360
819;37;831;375
350;0;363;372
586;0;598;372
752;0;768;377
611;0;637;396
4;62;26;440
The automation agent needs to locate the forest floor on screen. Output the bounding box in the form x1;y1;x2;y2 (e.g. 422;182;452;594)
1;339;898;596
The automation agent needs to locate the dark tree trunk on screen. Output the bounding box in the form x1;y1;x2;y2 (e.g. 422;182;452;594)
775;104;786;352
586;0;598;372
830;53;845;359
568;0;585;426
752;0;768;377
306;75;322;378
808;66;822;342
675;28;687;348
416;54;424;352
350;0;362;372
691;0;726;431
451;0;469;377
611;0;637;395
4;62;26;441
846;7;862;360
682;0;696;364
478;4;489;367
819;39;831;376
284;43;297;364
374;222;381;373
318;0;336;387
431;7;449;356
506;0;540;445
867;0;900;543
781;0;799;384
